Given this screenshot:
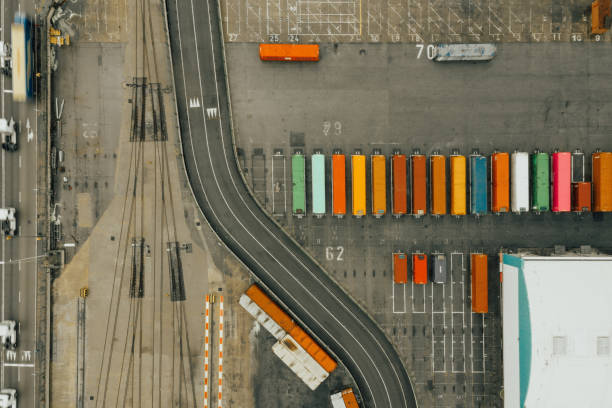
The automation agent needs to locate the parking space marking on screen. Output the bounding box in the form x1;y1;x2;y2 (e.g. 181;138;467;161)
470;310;486;374
451;251;465;373
392;282;406;314
271;152;286;215
411;281;426;314
431;276;446;373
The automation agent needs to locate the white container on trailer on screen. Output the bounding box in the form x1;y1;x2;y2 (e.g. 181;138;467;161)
434;44;496;61
511;152;529;213
272;334;330;390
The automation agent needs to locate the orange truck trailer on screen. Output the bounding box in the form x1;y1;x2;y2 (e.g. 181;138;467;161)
393;252;408;284
371;154;386;217
471;254;488;313
330;388;360;408
413;253;428;284
592;152;612;212
491;152;510;213
332;154;346;217
392;154;407;216
450;153;467;216
411;153;427;216
259;43;320;61
430;153;446;215
572;182;592;212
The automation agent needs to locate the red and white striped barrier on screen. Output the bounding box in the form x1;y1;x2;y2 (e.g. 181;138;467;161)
204;295;210;408
218;296;224;408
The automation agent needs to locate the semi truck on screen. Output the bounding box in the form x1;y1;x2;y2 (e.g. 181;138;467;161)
471;254;488;313
433;44;496;62
430;153;446;216
0;389;17;408
311;153;326;217
351;154;366;217
450;153;467;216
292;153;306;217
531;151;550;212
0;320;17;349
331;153;346;217
259;43;319;61
411;152;427;216
491;152;509;214
551;151;571;213
0;118;17;151
572;182;592;212
592;151;612;212
431;254;447;284
393;252;408;284
391;154;407;216
330;388;359;408
371;154;386;217
413;253;427;284
470;153;487;216
0;208;16;236
511;152;529;213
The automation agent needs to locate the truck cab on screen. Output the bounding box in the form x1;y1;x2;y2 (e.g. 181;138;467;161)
0;321;17;350
0;118;17;151
0;208;16;236
0;389;17;408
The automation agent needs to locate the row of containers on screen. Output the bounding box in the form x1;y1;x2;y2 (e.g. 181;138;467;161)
393;252;489;313
291;149;612;218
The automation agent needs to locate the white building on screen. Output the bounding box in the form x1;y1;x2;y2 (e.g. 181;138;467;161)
501;254;612;408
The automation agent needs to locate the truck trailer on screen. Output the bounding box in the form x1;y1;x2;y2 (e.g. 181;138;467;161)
311;153;326;217
391;154;407;216
259;43;319;61
592;152;612;212
511;152;529;213
413;253;428;284
411;153;427;216
431;254;447;284
430;154;446;215
330;388;359;408
572;182;592;212
491;152;509;214
371;154;386;217
470;153;487;216
351;154;366;217
471;254;488;313
292;153;306;217
551;151;571;213
332;153;346;217
393;252;408;284
531;151;550;212
450;154;467;216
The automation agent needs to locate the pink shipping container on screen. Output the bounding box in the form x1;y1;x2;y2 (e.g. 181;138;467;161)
551;152;571;212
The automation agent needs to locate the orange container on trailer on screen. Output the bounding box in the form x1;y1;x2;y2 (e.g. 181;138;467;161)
392;155;407;216
371;155;387;217
259;44;320;61
393;252;408;284
413;253;428;284
572;182;592;212
491;152;510;213
592;152;612;212
471;254;488;313
430;154;446;215
411;155;427;215
450;155;467;216
332;154;346;217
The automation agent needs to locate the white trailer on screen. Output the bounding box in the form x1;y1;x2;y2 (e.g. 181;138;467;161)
511;152;530;213
0;118;17;151
0;41;11;75
0;389;16;408
0;208;16;236
434;44;496;62
0;321;17;350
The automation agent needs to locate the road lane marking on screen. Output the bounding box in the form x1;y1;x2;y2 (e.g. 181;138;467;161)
4;363;34;368
18;154;21;168
18;191;21;203
18;291;20;303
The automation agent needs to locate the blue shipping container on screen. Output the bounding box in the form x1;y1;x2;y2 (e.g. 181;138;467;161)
311;154;326;215
470;155;487;215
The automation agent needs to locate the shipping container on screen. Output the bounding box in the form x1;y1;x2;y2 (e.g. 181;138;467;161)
311;153;326;217
491;152;510;213
430;254;447;284
572;182;592;212
413;253;428;284
450;154;467;216
292;153;306;217
393;252;408;284
434;44;497;61
332;154;346;217
330;388;360;408
592;152;612;212
470;154;487;215
531;152;550;212
351;154;366;217
411;154;427;216
430;154;447;215
551;152;571;212
511;152;529;213
371;155;386;217
391;154;407;216
272;334;330;390
470;254;488;313
259;43;320;61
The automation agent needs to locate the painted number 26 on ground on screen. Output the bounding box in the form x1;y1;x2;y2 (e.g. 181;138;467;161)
416;44;435;60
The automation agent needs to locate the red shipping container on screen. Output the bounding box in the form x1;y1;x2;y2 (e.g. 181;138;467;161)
393;253;408;284
413;253;428;284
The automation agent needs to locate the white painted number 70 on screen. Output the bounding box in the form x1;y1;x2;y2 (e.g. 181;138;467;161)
416;44;435;60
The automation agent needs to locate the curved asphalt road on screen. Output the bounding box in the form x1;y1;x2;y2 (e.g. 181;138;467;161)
164;0;417;406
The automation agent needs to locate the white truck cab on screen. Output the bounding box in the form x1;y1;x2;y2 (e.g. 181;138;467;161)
0;388;17;408
0;321;17;350
0;208;16;236
0;118;17;151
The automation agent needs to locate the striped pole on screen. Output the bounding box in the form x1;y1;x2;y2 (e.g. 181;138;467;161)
204;295;210;408
218;296;224;408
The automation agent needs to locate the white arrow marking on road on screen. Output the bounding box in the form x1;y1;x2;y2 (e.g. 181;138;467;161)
206;107;217;119
6;350;16;361
189;98;201;108
21;350;31;361
26;118;33;142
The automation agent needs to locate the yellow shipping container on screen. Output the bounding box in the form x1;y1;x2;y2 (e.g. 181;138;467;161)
371;155;386;217
352;155;366;217
450;155;467;216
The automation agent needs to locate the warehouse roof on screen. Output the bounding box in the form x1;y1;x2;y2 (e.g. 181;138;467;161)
501;255;612;408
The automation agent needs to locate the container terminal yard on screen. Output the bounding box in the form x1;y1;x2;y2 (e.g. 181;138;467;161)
1;0;612;408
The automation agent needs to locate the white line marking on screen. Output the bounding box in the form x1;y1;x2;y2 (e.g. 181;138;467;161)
3;363;35;368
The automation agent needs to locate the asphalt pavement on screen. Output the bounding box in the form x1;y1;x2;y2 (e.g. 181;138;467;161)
164;0;417;406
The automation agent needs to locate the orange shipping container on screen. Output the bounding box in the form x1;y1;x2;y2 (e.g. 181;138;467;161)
592;152;612;212
332;154;346;217
413;253;428;284
393;252;408;284
259;44;320;61
430;154;446;215
371;155;386;217
340;389;359;408
471;254;488;313
392;155;407;216
245;285;337;372
491;152;510;213
572;182;591;212
411;155;427;215
450;155;467;216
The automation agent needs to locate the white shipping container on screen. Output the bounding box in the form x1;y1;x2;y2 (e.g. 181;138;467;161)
434;44;496;61
239;294;286;340
511;152;529;213
272;334;330;390
330;392;348;408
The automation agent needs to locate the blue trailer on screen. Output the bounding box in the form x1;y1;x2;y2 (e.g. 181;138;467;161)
11;13;33;101
470;154;487;215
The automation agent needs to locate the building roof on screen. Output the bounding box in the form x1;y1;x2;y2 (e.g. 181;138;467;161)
502;255;612;408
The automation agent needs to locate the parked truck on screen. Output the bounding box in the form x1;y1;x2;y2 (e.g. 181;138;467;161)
572;182;592;212
431;254;447;284
551;151;571;213
592;151;612;212
393;252;408;284
430;153;446;215
391;154;407;216
330;388;359;408
511;152;529;213
0;208;16;236
292;152;306;217
411;152;427;216
332;153;346;217
471;254;488;313
0;320;17;349
433;44;496;62
470;153;487;216
311;153;326;217
351;153;366;217
531;151;550;212
0;389;17;408
0;118;17;151
259;43;319;61
491;152;509;214
413;253;428;284
371;154;386;217
450;153;467;216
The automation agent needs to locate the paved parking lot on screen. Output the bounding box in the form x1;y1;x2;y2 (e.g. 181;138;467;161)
227;41;612;406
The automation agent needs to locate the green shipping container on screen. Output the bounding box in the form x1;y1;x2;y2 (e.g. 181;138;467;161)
292;154;306;216
531;152;549;212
